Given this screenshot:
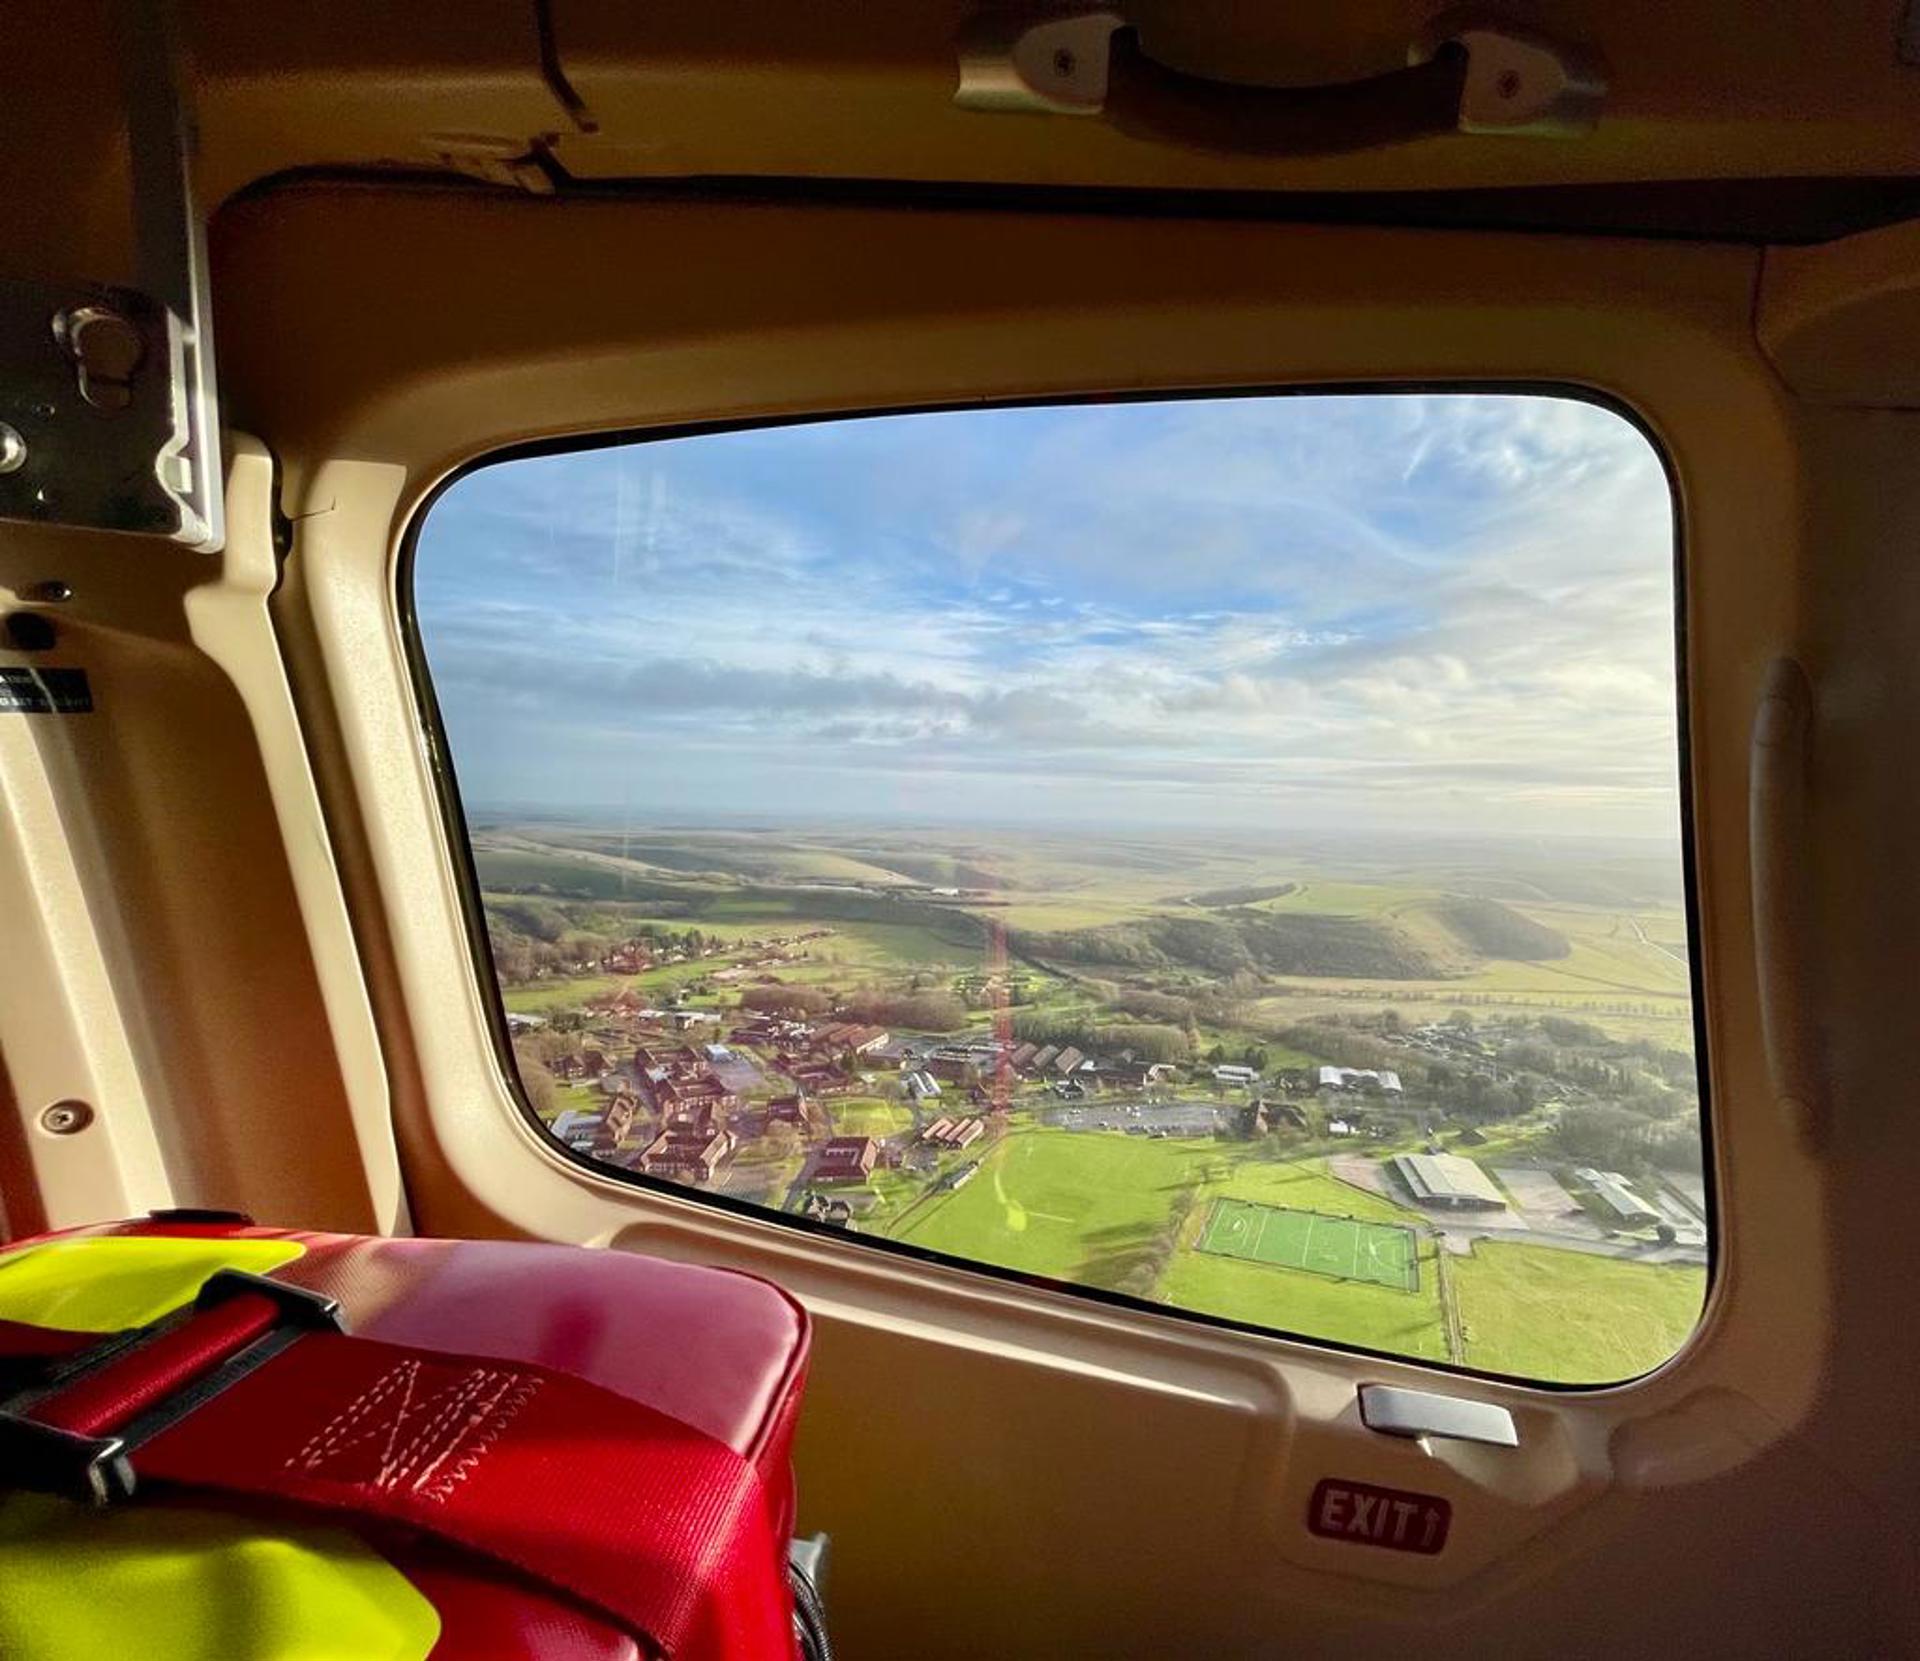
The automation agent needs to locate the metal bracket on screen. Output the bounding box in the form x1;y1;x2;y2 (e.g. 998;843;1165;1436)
423;132;562;195
955;9;1605;138
0;0;223;551
1411;10;1607;138
955;10;1123;115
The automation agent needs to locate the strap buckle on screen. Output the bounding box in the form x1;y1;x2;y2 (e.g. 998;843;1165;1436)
0;1269;344;1507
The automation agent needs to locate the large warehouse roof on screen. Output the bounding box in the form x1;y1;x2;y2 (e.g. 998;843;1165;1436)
1588;1173;1661;1223
1393;1153;1507;1209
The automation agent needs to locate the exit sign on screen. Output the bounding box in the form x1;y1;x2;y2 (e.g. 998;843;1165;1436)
1307;1478;1451;1555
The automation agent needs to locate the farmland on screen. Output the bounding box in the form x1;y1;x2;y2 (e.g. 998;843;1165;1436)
1450;1240;1706;1381
482;818;1706;1385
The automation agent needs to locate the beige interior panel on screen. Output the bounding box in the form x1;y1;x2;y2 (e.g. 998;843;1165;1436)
0;500;397;1236
0;4;1914;1655
1761;216;1920;405
15;0;1920;297
167;179;1916;1654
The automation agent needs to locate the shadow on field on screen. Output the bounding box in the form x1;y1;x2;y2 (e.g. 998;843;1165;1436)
1073;1221;1161;1293
1073;1185;1201;1296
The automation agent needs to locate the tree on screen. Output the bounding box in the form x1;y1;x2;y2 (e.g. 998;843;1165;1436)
519;1060;559;1120
1645;1117;1704;1173
491;936;535;983
846;991;968;1032
741;985;832;1016
1554;1103;1658;1169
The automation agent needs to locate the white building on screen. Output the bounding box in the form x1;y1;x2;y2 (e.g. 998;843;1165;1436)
1317;1066;1403;1093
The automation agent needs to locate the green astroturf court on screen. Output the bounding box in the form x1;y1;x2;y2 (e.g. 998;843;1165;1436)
1198;1199;1419;1292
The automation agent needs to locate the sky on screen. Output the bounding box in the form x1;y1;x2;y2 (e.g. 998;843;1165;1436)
413;392;1682;841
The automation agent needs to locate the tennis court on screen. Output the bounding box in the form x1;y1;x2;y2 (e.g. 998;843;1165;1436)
1198;1199;1419;1292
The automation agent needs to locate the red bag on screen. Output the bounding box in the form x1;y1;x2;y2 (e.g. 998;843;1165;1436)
0;1215;811;1660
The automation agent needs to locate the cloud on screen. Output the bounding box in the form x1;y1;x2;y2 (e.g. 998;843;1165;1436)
414;392;1681;839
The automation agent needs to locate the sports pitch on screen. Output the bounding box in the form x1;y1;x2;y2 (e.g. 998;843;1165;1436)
1198;1200;1419;1293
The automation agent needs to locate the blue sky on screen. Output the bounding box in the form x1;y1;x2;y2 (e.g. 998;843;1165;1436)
414;392;1680;839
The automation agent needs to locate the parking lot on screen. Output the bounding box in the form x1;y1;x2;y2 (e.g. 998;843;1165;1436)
1043;1099;1232;1138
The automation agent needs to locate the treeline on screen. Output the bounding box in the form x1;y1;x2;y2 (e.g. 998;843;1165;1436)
1268;1021;1402;1073
1010;1012;1192;1064
486;899;726;985
738;983;971;1032
739;985;835;1016
842;990;970;1032
1553;1103;1702;1174
1187;882;1297;907
1014;911;1452;980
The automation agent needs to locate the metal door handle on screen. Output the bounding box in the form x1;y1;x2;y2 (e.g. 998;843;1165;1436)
1359;1383;1518;1447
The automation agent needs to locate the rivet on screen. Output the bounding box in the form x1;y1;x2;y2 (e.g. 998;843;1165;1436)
39;1100;93;1135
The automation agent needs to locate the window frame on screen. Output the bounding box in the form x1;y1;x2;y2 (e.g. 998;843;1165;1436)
398;379;1715;1392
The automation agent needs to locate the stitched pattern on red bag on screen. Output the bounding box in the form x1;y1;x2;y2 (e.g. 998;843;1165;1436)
286;1357;544;1503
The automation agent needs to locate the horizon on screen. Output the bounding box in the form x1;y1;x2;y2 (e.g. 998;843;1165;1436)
462;804;1684;858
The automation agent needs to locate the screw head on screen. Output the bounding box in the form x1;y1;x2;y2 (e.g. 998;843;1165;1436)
0;423;25;475
1053;47;1078;78
39;1099;93;1135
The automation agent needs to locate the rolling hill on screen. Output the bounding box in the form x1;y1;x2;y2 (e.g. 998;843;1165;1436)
1012;894;1569;981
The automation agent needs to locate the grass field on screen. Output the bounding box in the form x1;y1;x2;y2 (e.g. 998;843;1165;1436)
886;1132;1698;1381
1452;1239;1707;1382
1208;1158;1418;1226
888;1132;1453;1357
1200;1200;1417;1292
483;820;1706;1382
890;1129;1216;1287
784;920;981;968
1158;1250;1452;1363
831;1098;914;1139
504;973;627;1014
499;953;739;1015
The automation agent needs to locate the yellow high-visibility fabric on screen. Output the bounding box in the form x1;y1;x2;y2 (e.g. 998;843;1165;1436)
0;1233;441;1660
0;1494;441;1661
0;1235;305;1331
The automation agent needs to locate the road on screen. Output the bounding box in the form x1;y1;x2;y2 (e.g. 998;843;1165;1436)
1628;913;1691;967
1433;1219;1706;1268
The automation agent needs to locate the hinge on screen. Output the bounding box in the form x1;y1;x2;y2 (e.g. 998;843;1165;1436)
423;133;561;195
0;0;223;552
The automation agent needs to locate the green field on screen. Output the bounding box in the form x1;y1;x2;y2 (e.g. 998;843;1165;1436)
776;920;981;970
891;1129;1218;1289
884;1130;1698;1381
1452;1239;1707;1382
503;973;627;1013
1200;1200;1417;1292
889;1131;1451;1358
500;954;737;1015
483;819;1704;1384
1206;1158;1416;1225
1158;1248;1452;1363
831;1098;914;1139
